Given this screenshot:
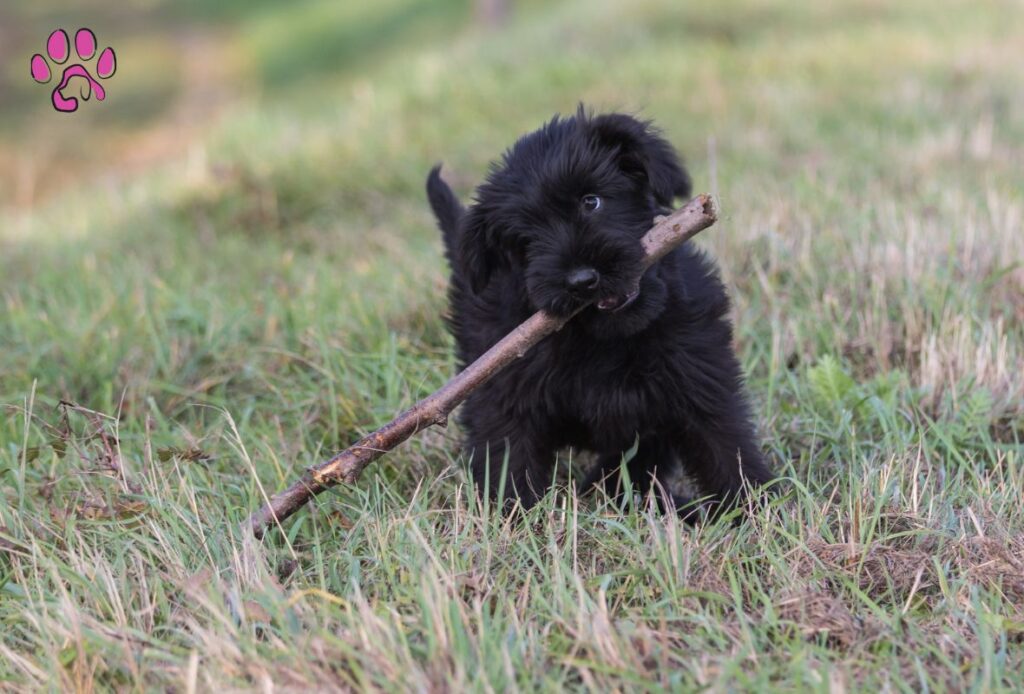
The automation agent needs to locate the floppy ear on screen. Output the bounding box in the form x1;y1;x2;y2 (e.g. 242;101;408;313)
457;205;506;294
592;113;692;207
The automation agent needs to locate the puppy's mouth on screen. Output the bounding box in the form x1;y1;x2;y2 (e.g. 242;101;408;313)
596;283;640;313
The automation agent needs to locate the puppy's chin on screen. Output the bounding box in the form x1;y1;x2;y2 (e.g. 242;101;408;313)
576;274;668;339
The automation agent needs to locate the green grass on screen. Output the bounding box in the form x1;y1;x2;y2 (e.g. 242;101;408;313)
2;0;1023;689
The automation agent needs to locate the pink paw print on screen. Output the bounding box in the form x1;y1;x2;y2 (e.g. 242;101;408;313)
30;28;117;113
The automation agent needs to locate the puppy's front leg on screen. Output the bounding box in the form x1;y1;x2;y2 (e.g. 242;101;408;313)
466;430;555;512
673;391;774;519
582;438;674;503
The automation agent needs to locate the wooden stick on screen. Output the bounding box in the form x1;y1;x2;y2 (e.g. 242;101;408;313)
247;194;719;538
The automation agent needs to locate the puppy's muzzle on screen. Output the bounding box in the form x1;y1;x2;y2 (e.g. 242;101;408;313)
565;266;641;313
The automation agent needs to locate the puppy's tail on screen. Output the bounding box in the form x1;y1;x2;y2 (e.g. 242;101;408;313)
426;164;464;262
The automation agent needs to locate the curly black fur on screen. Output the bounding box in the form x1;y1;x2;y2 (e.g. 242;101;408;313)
427;108;774;521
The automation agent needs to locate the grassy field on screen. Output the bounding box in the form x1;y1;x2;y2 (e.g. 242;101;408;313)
2;0;1023;690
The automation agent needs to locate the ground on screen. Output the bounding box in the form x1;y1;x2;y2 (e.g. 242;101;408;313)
1;0;1022;690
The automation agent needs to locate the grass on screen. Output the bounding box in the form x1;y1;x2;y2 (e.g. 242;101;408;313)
1;0;1023;689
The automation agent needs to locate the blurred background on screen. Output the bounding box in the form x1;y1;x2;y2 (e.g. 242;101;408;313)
3;0;1018;212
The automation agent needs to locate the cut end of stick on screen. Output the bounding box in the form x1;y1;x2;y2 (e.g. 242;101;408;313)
702;193;720;220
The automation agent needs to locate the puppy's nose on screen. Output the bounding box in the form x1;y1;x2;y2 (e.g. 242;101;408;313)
566;267;600;293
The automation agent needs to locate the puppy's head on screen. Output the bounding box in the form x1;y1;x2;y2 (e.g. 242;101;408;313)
459;109;691;338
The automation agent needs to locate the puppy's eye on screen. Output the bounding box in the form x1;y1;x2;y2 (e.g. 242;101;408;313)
581;194;602;213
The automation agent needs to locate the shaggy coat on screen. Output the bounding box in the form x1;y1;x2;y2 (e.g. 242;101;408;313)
427;109;773;519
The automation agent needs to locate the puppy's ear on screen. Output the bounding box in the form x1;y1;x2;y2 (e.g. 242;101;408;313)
592;113;692;207
457;205;505;294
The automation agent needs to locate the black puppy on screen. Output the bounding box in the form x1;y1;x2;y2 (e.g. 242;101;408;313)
426;108;773;520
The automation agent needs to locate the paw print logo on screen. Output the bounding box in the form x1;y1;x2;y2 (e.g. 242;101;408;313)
30;29;117;113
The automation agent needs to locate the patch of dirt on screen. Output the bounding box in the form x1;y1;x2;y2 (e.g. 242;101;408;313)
776;590;879;648
802;539;933;596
